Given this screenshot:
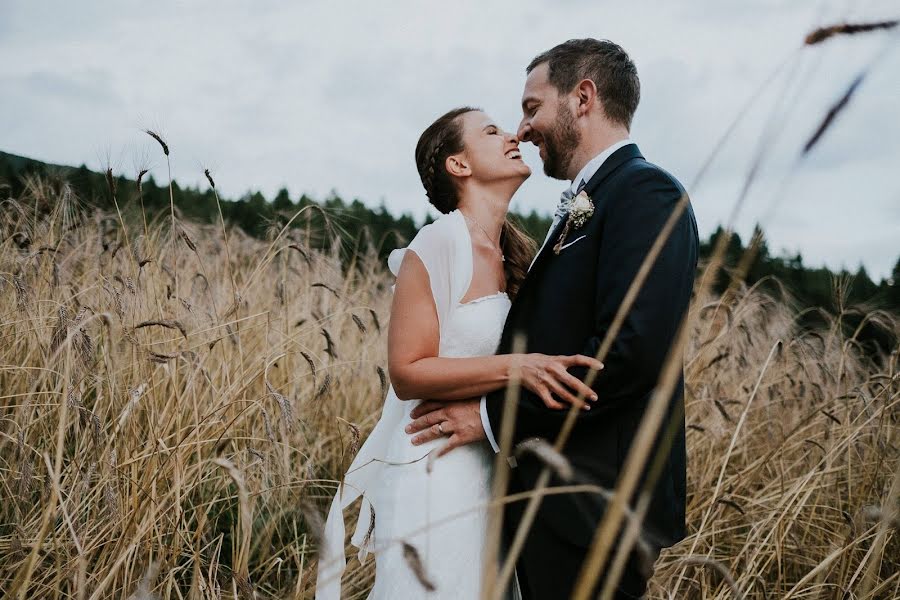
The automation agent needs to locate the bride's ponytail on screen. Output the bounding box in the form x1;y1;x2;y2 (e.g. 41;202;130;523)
500;217;537;299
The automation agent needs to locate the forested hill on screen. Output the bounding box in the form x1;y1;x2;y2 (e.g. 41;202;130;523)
1;149;897;315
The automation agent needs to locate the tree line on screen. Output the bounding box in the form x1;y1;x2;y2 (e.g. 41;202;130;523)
2;149;897;318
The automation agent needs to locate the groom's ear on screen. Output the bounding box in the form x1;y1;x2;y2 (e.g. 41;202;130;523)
574;78;598;117
445;154;471;179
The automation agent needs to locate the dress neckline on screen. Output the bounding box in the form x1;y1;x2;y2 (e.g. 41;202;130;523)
458;291;510;307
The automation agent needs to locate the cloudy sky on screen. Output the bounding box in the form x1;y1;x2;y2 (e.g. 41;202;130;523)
2;1;898;279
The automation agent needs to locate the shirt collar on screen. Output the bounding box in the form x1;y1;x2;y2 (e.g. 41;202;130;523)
568;138;635;194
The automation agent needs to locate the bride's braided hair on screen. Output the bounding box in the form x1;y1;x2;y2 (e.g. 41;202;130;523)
417;108;465;214
414;107;536;299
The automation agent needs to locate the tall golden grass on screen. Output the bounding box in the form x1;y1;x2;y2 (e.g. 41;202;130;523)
1;177;392;599
1;169;896;599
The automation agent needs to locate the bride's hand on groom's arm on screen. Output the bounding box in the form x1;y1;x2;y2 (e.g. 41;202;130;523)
518;354;603;410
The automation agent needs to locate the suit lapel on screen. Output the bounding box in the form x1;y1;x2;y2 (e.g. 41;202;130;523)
526;144;645;279
530;217;567;270
499;144;645;349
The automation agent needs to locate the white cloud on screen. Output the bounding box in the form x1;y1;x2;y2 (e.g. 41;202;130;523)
1;0;897;279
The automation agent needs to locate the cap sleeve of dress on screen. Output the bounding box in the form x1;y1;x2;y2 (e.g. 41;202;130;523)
387;210;471;332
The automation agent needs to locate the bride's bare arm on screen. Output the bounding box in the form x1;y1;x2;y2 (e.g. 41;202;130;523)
387;252;602;407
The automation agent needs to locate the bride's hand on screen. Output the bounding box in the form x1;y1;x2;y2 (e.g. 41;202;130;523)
518;354;604;410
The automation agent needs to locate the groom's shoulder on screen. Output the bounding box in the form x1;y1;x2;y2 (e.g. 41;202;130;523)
605;158;694;227
617;156;686;195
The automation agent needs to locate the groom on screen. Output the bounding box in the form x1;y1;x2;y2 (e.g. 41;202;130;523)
407;39;698;598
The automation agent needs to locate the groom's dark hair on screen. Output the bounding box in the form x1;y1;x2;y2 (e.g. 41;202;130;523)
528;38;640;129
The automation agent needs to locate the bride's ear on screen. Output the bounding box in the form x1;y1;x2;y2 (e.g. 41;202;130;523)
445;153;471;179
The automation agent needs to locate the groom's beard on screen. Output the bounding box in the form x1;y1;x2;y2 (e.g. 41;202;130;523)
542;101;581;180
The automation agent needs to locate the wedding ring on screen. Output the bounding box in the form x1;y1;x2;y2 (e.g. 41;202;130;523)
438;422;445;435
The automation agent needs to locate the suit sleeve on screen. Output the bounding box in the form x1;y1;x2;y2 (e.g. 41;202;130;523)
485;167;698;443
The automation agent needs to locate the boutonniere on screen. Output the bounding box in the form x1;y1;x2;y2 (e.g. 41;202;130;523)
553;190;594;254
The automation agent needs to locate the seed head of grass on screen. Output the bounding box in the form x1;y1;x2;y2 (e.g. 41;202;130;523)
143;129;169;156
402;542;437;592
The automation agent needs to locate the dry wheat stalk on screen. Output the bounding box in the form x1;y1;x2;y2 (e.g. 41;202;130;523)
402;542;437;592
804;19;899;45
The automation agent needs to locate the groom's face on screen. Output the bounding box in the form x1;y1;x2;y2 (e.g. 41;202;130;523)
518;62;581;181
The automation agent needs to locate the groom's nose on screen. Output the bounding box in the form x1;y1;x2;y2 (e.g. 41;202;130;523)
517;119;532;143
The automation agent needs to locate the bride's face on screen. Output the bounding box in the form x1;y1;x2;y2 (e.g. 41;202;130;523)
452;111;531;186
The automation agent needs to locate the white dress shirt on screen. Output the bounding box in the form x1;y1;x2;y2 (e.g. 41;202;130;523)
480;139;635;453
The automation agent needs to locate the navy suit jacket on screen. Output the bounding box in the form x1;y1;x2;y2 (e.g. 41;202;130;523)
485;143;698;550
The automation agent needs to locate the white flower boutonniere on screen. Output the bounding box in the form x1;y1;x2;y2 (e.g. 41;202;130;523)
553;190;594;254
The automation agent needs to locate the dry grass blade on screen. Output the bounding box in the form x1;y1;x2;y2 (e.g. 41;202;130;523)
514;437;573;481
315;372;333;400
73;326;94;372
312;281;341;298
259;407;276;443
104;168;117;197
368;308;381;333
322;328;338;359
148;351;178;363
133;319;188;340
361;503;376;550
16;428;33;499
212;458;252;596
50;305;70;353
714;399;734;422
351;313;367;334
222;292;243;320
820;409;841;425
804;19;899;45
716;497;746;516
288;243;312;266
676;556;744;600
802;73;866;155
178;227;197;252
483;335;526;600
337;417;361;455
265;380;294;432
300;351;317;379
13;272;28;310
401;542;437;592
143;129;169;156
118;383;149;428
375;365;387;398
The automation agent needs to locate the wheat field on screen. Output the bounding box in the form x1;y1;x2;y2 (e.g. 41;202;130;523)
0;171;897;599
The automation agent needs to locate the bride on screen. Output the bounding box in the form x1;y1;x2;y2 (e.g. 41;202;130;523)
316;107;602;599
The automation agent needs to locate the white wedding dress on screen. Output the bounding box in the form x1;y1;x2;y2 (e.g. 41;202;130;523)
317;209;520;599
